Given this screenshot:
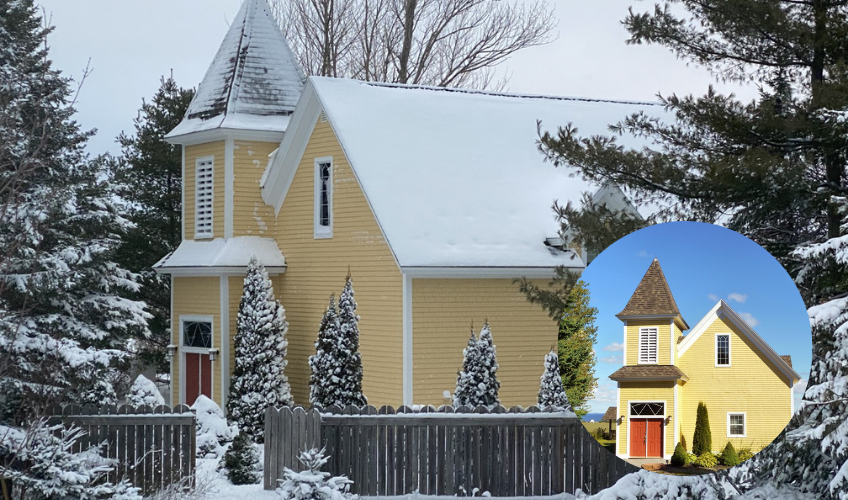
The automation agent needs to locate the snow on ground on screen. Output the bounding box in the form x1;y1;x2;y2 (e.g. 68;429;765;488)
193;457;279;500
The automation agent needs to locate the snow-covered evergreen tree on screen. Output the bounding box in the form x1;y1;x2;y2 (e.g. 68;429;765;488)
454;322;500;408
277;448;356;500
309;277;366;408
127;374;165;408
0;0;149;421
192;395;236;459
219;431;261;485
538;349;572;411
226;257;292;443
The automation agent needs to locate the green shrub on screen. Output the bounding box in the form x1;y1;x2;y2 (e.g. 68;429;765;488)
671;442;689;466
720;442;740;467
692;402;712;456
693;452;718;468
738;447;754;462
687;452;697;463
220;432;260;485
591;427;605;440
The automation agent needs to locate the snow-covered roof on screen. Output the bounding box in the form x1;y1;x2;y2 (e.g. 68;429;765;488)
166;0;305;142
153;237;286;275
264;77;661;269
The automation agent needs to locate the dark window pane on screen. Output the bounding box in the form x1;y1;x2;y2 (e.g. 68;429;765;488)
717;335;729;365
319;163;331;227
630;402;664;416
183;321;212;348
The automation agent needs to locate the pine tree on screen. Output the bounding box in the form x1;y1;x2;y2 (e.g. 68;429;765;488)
310;277;367;408
113;76;194;372
0;0;149;421
556;280;597;418
454;322;500;408
226;257;292;443
220;431;261;485
538;349;572;411
692;402;712;456
127;374;165;408
720;441;740;467
277;448;354;500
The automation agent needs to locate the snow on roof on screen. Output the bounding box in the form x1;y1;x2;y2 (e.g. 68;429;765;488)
167;0;305;140
153;236;286;271
309;77;661;268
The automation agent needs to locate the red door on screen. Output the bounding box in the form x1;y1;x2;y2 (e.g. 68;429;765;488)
184;353;212;406
630;418;647;457
647;419;663;457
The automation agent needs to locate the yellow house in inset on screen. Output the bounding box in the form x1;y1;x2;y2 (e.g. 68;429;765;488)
610;258;801;460
154;0;653;410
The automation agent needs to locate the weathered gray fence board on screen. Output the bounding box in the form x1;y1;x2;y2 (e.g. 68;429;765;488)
264;405;637;496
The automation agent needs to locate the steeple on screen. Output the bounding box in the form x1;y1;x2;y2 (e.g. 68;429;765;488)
616;258;689;329
167;0;306;142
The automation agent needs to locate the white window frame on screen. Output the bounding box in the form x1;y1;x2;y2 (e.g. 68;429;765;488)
194;156;214;239
727;412;746;438
314;156;333;239
178;315;214;405
715;333;731;367
638;327;659;364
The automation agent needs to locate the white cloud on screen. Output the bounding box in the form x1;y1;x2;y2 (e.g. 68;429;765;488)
707;293;718;302
738;312;760;327
728;293;748;304
599;355;622;364
591;382;618;404
636;250;653;258
603;342;624;352
794;378;808;413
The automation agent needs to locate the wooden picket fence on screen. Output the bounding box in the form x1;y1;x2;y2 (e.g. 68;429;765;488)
264;405;639;496
46;404;196;494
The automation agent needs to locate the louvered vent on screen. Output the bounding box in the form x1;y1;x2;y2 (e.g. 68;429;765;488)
639;327;658;364
195;159;214;238
319;111;328;122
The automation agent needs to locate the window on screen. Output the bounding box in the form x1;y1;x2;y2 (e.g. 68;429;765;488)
314;157;333;238
728;412;745;437
182;321;212;349
639;327;658;364
716;334;730;366
195;157;214;238
630;402;664;416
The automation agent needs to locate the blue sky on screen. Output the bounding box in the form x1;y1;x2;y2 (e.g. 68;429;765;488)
582;222;811;415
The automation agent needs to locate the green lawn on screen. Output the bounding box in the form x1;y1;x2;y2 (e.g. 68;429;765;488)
581;421;615;453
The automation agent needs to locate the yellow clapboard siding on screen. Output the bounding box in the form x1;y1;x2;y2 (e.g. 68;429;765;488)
676;316;791;453
618;381;676;457
233;140;277;236
411;278;559;407
171;277;221;407
184;142;225;240
275;119;403;407
626;320;673;366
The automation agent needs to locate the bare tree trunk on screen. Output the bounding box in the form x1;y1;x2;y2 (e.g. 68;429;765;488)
398;0;417;83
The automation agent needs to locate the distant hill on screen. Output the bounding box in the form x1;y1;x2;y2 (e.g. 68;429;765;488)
582;412;604;422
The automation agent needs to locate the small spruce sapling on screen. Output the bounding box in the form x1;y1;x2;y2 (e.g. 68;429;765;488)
454;321;500;408
692;401;712;456
277;448;357;500
227;257;293;443
720;441;740;467
128;374;165;408
671;442;689;466
336;275;367;406
538;349;573;411
220;432;261;485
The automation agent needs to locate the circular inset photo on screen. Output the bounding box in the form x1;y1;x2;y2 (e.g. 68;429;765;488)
578;221;809;474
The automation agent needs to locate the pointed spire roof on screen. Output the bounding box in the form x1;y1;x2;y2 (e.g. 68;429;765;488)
167;0;306;142
616;258;689;329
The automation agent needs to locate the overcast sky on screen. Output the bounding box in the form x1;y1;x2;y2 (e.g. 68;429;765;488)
38;0;761;155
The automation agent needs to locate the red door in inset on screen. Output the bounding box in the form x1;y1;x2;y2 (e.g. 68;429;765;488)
184;352;212;406
630;418;647;457
646;419;663;457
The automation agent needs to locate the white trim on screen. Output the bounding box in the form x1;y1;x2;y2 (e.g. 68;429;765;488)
224;139;234;238
400;265;581;279
673;383;679;448
313;156;334;239
181;146;185;241
615;384;621;455
156;266;286;277
622;321;627;365
167;127;285;147
178;314;215;406
670;319;674;365
625;400;667;458
220;276;230;410
715;332;731;367
637;327;659;364
678;300;800;383
727;412;746;438
790;385;795;418
194;156;215;239
170;275;175;406
402;273;413;405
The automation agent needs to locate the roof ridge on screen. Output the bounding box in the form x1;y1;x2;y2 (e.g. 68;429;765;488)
617;258;687;326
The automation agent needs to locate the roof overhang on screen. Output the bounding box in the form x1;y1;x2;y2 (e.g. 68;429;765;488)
153;237;287;277
610;375;688;383
615;313;689;330
154;266;286;277
401;263;583;279
165;125;286;146
678;300;802;385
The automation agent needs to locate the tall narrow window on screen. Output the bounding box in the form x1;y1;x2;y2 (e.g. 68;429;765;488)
195;157;214;238
716;334;730;366
314;157;333;238
639;327;658;364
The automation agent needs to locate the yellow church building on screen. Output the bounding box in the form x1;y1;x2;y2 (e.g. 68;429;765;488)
610;259;801;460
154;0;653;409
